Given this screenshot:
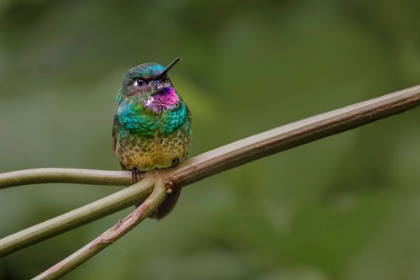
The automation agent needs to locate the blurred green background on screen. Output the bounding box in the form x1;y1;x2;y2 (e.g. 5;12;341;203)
1;1;420;279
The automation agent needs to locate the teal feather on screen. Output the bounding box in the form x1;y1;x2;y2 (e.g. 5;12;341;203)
117;101;187;136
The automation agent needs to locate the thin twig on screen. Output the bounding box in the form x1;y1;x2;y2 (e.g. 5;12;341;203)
0;169;132;189
33;181;167;280
1;85;419;257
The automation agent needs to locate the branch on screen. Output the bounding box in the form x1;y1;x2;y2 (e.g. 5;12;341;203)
0;175;155;257
165;84;420;188
1;84;419;257
0;169;132;189
33;181;167;280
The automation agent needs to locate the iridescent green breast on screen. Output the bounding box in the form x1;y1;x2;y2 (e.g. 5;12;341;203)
117;101;188;136
113;102;192;171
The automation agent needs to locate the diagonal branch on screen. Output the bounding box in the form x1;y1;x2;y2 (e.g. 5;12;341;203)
0;84;419;257
164;84;420;188
0;175;155;257
32;181;167;280
1;85;419;191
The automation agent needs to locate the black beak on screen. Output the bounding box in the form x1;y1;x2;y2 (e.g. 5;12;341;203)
155;57;182;79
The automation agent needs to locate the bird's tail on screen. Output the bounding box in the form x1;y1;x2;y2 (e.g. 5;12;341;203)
147;189;181;219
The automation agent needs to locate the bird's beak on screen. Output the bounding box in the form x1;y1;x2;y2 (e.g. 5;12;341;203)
155;57;182;79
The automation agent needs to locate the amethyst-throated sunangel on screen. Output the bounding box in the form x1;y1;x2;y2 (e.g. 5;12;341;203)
112;57;192;219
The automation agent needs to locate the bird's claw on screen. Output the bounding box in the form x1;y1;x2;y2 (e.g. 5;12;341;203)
131;168;141;182
171;157;180;167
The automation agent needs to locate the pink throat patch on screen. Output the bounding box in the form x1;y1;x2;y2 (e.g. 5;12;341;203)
148;87;179;110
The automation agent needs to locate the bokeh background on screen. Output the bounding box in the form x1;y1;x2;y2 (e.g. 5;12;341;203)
1;1;420;279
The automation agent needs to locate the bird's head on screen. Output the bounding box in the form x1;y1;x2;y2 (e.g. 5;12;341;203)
117;57;182;113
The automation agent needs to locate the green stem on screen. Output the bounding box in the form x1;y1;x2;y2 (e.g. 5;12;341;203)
0;168;132;189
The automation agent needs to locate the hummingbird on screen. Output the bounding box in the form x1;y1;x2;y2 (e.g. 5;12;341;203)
112;57;192;219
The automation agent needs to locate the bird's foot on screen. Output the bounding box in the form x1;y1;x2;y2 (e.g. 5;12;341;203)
171;157;180;167
131;168;142;182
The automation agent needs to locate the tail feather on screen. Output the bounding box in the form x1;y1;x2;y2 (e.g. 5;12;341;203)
143;189;181;220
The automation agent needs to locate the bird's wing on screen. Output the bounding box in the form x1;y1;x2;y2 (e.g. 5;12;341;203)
112;114;120;154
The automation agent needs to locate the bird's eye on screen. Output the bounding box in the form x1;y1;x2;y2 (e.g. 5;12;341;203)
133;79;146;87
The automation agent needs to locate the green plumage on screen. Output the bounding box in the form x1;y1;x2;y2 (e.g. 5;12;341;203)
113;101;191;170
